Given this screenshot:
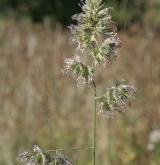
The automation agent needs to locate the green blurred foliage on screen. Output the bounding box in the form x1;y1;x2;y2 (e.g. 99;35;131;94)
0;0;146;28
0;0;80;24
105;0;146;28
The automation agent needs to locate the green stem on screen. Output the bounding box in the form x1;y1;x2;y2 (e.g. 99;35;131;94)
40;152;46;165
45;147;94;153
92;80;97;165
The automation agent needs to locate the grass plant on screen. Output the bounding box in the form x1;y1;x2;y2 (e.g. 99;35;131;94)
17;0;136;165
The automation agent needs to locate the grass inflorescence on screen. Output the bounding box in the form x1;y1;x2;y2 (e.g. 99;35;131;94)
17;0;136;165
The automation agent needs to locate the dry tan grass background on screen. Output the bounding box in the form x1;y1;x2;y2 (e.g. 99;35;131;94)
0;19;160;165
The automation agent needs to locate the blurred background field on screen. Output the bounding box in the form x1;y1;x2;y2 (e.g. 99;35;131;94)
0;0;160;164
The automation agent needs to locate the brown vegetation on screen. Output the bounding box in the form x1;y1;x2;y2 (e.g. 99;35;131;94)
0;20;160;164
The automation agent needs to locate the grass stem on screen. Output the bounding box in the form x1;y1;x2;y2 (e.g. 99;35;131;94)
92;80;97;165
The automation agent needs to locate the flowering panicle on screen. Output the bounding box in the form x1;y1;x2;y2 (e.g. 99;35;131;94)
17;146;44;164
17;145;73;165
64;56;94;85
96;81;136;119
64;0;136;118
69;0;121;66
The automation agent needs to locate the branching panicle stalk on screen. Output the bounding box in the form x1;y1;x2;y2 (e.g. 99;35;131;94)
64;0;136;164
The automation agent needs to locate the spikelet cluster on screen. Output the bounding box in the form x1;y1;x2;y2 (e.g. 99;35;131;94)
64;0;121;85
96;81;136;119
17;145;73;165
64;56;94;85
